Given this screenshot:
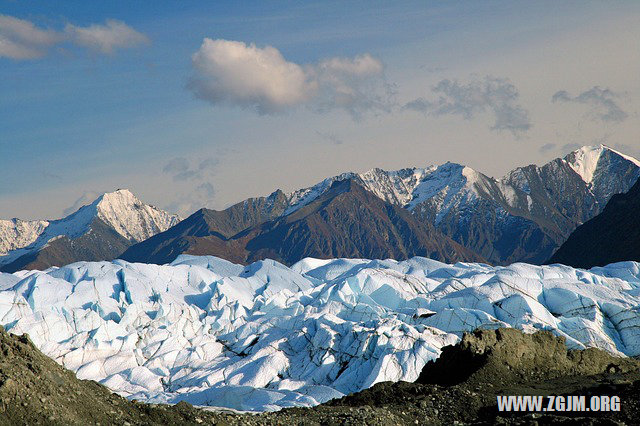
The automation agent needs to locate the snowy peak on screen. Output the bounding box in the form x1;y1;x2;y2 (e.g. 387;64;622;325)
564;145;640;184
284;172;357;215
38;188;181;244
95;188;138;208
283;164;468;216
94;189;181;242
405;162;498;224
565;145;605;184
0;189;182;270
283;162;499;223
284;166;447;216
406;163;466;208
246;144;640;265
354;166;433;206
0;219;50;256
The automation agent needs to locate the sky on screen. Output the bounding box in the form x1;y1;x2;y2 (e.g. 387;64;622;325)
2;1;639;219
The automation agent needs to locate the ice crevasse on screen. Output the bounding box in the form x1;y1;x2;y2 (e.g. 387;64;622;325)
0;255;639;411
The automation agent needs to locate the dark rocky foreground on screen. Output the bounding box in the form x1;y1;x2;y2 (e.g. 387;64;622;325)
1;326;639;425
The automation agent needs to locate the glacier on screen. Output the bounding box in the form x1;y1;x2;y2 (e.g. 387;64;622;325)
1;255;640;411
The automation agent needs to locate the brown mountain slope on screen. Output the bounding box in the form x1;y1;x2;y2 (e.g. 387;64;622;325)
243;179;484;264
120;179;485;265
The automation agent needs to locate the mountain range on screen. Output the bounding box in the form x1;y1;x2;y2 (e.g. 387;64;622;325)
123;144;640;266
2;144;639;271
120;179;483;265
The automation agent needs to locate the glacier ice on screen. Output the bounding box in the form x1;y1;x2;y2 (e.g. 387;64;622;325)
1;254;640;411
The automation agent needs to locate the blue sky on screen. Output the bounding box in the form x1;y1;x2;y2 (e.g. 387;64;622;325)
2;1;639;218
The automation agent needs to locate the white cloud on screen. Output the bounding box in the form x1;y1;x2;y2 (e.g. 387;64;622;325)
0;15;61;59
188;39;316;114
318;54;383;76
188;39;391;118
64;19;149;54
404;76;531;135
552;86;628;123
0;14;148;60
313;53;394;119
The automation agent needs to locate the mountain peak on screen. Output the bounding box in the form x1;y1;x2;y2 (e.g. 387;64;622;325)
564;145;640;184
95;188;138;207
91;189;180;242
0;189;183;271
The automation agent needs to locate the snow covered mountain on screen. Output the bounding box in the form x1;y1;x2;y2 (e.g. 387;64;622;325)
0;189;181;272
6;145;636;270
501;144;640;238
120;145;640;268
0;218;49;256
224;144;640;265
1;254;639;411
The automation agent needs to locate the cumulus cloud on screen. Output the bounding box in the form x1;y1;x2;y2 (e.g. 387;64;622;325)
187;38;392;118
318;54;383;76
552;86;628;122
188;39;315;114
313;54;395;118
0;14;148;60
404;76;531;135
